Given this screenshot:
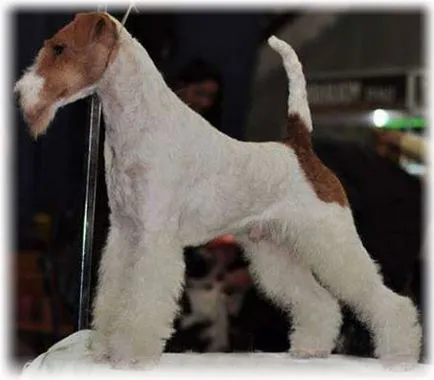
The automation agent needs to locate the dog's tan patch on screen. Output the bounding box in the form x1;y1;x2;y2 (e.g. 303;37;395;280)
283;113;348;207
35;12;119;100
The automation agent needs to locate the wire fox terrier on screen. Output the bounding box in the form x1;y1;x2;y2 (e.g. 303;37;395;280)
15;12;421;369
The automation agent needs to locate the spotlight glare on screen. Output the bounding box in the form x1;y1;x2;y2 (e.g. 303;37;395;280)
372;109;390;127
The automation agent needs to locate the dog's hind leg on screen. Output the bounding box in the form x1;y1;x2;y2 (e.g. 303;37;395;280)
240;238;342;358
298;219;421;367
107;232;185;368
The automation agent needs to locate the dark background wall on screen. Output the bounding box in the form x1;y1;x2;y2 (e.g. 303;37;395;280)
14;11;90;248
246;11;424;142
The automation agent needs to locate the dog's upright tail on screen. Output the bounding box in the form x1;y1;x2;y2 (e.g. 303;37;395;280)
268;36;312;132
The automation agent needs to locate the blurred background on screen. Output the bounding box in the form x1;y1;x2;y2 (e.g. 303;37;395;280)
12;6;426;368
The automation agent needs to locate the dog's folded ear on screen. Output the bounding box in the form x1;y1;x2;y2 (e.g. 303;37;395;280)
94;17;106;37
72;13;116;48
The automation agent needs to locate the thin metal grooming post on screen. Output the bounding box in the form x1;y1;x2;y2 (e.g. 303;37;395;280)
78;94;102;330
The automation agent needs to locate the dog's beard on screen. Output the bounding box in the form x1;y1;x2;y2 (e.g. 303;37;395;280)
17;84;96;140
26;104;58;139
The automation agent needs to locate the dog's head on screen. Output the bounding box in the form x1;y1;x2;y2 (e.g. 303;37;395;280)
14;12;119;138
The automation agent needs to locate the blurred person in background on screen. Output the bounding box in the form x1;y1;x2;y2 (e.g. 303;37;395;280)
169;58;223;128
374;129;427;165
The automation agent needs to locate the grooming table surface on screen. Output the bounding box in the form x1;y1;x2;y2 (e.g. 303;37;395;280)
21;330;428;378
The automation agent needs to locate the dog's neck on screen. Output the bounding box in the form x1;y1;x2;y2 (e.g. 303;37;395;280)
95;23;236;176
96;27;175;139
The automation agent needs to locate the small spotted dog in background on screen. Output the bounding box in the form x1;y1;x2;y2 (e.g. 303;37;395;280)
167;247;230;353
15;12;421;369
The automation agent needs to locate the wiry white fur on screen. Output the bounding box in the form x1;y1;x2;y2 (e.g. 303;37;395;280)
17;16;421;369
241;237;342;358
14;66;44;110
268;35;313;132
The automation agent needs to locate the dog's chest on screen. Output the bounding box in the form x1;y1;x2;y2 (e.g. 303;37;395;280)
104;141;151;222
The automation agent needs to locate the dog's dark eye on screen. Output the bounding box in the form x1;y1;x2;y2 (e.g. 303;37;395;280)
53;44;65;57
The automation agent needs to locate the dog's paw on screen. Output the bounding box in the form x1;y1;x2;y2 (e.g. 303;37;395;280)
108;331;162;370
109;353;160;371
290;348;330;359
381;354;418;372
88;335;110;363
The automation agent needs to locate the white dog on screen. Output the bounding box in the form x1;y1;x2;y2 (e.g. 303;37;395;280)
15;12;421;369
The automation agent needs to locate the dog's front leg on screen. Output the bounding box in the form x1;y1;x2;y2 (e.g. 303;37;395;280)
90;225;130;362
107;231;185;369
